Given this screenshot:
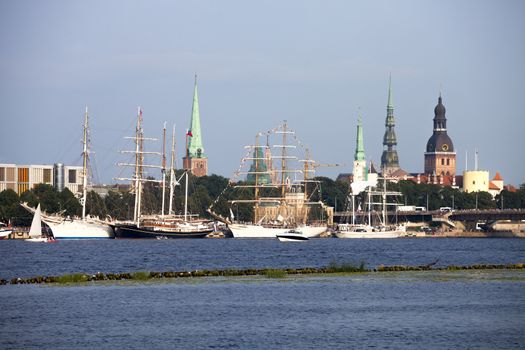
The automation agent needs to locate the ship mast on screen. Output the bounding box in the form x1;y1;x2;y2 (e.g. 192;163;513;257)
115;107;162;228
81;106;89;221
133;107;143;226
161;122;167;216
168;124;176;215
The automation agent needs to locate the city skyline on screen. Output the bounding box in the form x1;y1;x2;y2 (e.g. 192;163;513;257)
1;1;524;186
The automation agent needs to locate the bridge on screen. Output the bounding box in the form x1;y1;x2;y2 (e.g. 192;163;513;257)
334;209;525;231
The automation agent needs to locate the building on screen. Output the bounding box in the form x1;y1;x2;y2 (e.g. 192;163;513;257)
488;172;504;197
381;77;400;175
183;76;208;177
0;163;83;195
424;94;456;176
463;170;489;193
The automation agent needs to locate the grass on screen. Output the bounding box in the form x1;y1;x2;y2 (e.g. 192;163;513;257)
264;269;287;278
57;273;89;284
131;271;151;281
327;260;367;273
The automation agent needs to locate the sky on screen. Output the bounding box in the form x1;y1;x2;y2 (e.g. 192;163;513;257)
1;0;524;186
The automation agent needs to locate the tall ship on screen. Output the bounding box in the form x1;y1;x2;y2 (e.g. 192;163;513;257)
209;121;331;238
21;108;114;239
113;108;212;239
335;177;406;238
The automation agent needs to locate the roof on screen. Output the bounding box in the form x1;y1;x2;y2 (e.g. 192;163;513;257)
493;172;503;181
489;181;500;190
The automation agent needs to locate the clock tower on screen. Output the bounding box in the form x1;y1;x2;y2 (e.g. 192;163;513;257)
424;94;456;176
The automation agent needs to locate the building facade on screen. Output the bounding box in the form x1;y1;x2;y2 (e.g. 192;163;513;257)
424;95;456;176
183;76;208;177
0;163;83;195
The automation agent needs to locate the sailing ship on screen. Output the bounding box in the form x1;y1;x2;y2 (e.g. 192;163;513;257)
25;204;56;242
209;121;330;238
335;177;406;238
113;108;212;239
21;108;114;239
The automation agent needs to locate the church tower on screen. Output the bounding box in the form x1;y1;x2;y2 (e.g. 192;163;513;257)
353;115;368;182
183;76;208;177
424;94;456;176
381;77;400;175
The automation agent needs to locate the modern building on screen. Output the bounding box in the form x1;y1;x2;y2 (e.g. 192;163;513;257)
424;94;456;177
0;163;83;195
381;77;400;175
183;76;208;177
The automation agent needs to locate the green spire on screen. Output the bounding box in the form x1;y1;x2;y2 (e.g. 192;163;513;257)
187;75;205;158
354;115;365;161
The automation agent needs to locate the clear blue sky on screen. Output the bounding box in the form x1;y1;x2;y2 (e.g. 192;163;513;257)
1;0;524;186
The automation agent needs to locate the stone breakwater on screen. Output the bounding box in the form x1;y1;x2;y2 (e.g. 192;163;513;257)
1;263;524;286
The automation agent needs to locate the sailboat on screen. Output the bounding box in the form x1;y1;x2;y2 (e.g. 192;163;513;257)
113;109;213;239
335;177;406;238
209;121;329;238
25;204;56;242
21;108;114;239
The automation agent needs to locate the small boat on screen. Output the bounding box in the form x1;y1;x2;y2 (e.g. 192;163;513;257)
276;229;309;242
0;222;12;239
25;204;56;243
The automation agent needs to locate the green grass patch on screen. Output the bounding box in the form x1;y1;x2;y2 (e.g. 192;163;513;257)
57;273;89;284
327;260;367;273
131;271;151;281
264;269;287;278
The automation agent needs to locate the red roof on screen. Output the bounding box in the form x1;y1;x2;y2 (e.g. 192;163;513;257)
489;181;500;190
493;172;503;181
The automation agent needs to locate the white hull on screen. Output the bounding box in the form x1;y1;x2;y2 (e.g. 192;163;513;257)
25;237;55;242
0;230;12;238
229;224;326;238
45;220;114;239
335;224;406;239
335;230;401;238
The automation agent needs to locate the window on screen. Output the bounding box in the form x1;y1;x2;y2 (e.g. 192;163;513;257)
68;169;77;184
446;159;450;166
0;167;4;181
441;159;445;165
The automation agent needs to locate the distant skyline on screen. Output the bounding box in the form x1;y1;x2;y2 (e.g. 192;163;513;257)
1;1;524;186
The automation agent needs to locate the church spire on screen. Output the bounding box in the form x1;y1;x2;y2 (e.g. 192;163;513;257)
381;76;400;175
187;74;205;158
387;74;393;109
183;75;208;177
354;114;365;161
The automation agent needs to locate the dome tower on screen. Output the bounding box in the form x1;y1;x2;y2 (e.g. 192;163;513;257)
424;94;456;176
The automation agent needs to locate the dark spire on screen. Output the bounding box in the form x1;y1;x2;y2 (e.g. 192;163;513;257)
381;76;400;174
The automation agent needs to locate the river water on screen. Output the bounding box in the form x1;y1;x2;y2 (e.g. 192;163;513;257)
1;238;524;349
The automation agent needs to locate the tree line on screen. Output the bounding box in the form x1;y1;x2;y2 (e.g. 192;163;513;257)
1;172;524;226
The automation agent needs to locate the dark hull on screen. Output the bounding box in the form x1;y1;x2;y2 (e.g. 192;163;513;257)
114;225;211;239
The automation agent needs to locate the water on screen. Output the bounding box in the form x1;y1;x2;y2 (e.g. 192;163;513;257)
1;238;525;349
1;238;525;279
